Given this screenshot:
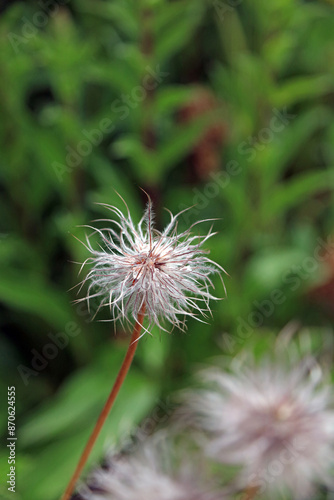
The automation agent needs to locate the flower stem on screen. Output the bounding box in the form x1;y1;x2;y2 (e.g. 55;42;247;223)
243;485;259;500
60;303;146;500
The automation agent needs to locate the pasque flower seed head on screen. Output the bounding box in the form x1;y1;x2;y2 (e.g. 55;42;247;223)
76;195;225;332
185;358;334;498
73;439;227;500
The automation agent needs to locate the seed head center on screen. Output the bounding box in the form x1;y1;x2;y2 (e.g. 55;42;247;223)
275;401;295;421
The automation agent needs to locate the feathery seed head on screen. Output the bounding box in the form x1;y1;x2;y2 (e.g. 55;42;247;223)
73;441;226;500
76;196;225;331
184;358;334;498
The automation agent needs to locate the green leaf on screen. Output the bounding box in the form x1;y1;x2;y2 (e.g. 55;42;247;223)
20;347;124;447
154;85;197;115
261;106;332;187
74;0;140;38
85;60;140;94
265;170;334;220
155;1;204;63
158;114;216;173
272;75;333;108
244;248;309;294
112;135;160;182
0;271;74;331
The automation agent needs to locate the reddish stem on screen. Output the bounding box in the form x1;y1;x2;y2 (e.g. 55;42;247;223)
243;485;259;500
60;303;146;500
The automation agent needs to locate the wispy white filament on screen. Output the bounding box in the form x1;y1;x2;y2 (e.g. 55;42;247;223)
76;196;225;332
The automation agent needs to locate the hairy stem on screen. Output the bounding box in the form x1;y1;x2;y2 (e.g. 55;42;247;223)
60;303;146;500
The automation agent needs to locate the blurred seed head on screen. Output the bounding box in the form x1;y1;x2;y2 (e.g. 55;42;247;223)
73;438;227;500
183;357;334;498
75;195;225;332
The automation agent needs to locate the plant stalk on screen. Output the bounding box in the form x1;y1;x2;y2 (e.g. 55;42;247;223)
60;303;146;500
243;485;259;500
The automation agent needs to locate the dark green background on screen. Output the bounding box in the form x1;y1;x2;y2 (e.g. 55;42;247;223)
1;1;334;498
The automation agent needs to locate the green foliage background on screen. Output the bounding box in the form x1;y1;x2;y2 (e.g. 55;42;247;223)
1;0;334;498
